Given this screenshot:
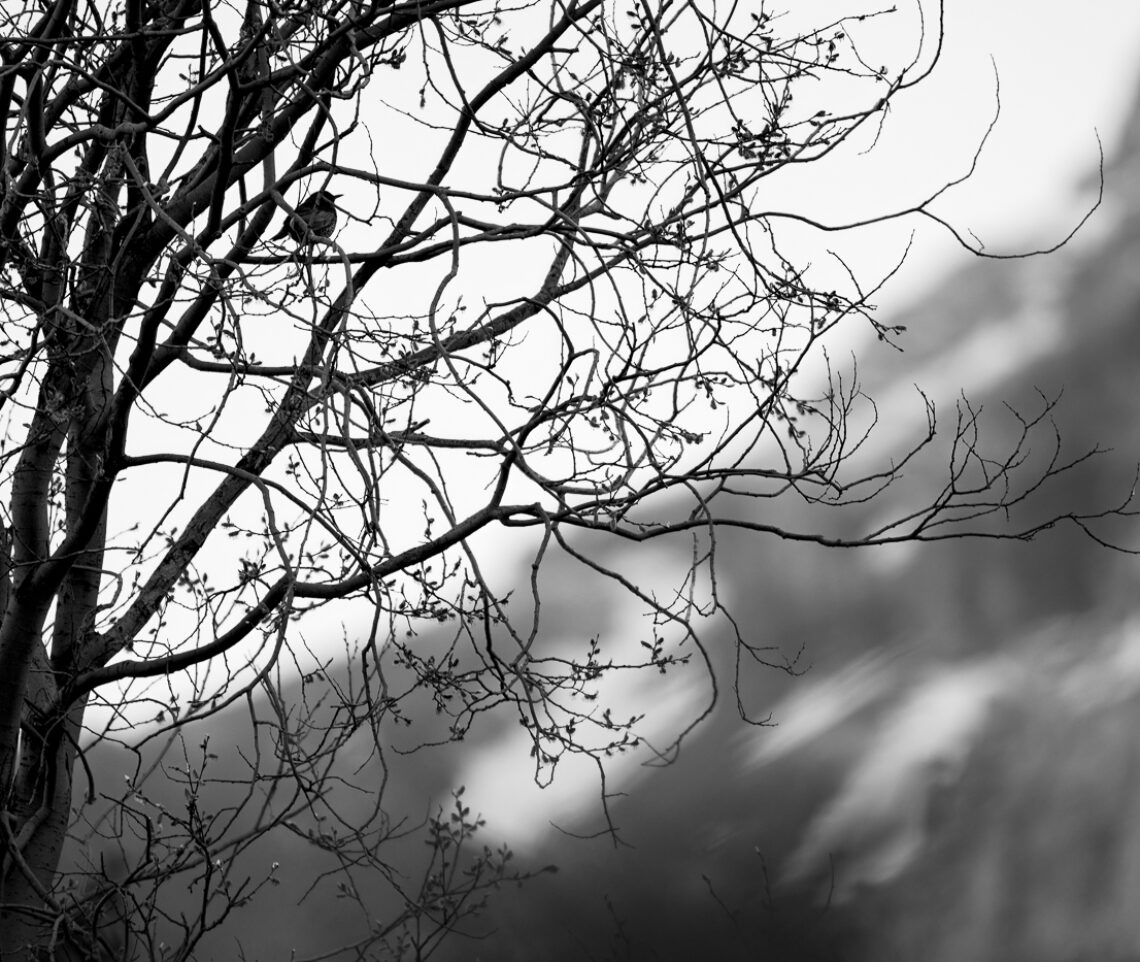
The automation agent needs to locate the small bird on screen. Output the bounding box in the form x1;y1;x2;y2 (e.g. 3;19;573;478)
272;190;341;244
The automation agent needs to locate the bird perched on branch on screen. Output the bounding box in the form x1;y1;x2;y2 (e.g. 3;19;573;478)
273;190;341;244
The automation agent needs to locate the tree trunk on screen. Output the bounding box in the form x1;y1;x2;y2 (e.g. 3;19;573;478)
2;329;114;959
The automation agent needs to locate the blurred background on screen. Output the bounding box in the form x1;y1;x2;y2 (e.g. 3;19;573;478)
73;5;1140;960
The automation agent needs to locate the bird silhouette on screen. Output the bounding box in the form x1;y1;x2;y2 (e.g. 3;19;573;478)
272;190;341;244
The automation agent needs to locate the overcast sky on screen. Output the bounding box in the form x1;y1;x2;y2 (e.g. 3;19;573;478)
860;0;1140;305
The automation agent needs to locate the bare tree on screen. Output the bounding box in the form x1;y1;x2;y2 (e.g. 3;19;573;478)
0;0;1126;956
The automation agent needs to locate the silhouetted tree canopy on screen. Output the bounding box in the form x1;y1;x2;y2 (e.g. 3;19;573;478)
0;0;1126;957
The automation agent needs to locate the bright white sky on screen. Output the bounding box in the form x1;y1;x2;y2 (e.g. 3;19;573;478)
838;0;1140;304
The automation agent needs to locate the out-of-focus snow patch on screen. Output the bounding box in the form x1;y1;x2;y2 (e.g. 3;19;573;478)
935;271;1067;397
450;565;709;848
454;666;704;847
780;657;1015;900
742;653;897;767
860;540;923;577
1055;616;1140;713
862;248;1072;471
